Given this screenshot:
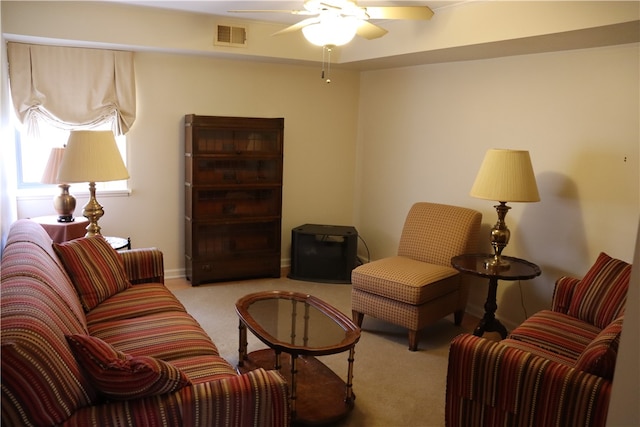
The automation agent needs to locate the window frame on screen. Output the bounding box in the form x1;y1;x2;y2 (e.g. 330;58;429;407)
13;119;130;198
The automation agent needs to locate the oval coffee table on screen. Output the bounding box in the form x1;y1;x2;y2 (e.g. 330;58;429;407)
236;290;361;425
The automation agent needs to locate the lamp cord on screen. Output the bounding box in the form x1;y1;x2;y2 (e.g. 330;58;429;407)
518;280;528;319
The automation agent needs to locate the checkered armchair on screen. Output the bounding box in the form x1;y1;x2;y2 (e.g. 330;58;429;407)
351;202;482;351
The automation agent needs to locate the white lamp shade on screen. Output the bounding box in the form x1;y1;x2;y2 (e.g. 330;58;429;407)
302;16;358;46
57;130;129;183
470;149;540;202
41;147;66;184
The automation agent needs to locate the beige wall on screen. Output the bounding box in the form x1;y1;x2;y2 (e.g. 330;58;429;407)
3;0;638;324
355;43;640;325
14;52;361;277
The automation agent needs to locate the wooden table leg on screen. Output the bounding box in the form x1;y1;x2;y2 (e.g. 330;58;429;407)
474;277;508;339
290;354;298;421
238;320;247;367
345;346;356;405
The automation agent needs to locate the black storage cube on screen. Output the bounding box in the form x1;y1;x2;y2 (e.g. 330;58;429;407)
289;224;358;284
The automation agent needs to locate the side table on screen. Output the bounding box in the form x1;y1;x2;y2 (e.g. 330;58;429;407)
104;236;131;250
30;216;88;243
451;254;541;339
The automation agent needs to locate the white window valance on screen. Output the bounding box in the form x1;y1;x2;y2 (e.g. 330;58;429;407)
7;42;136;135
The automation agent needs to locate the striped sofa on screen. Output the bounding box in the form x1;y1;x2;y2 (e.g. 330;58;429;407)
1;219;289;427
445;252;630;427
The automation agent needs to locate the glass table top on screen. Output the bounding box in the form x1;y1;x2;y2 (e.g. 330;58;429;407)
236;291;360;356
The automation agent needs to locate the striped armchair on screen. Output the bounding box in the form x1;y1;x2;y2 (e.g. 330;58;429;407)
351;202;482;351
446;252;631;427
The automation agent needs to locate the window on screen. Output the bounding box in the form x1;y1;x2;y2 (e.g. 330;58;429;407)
15;117;128;193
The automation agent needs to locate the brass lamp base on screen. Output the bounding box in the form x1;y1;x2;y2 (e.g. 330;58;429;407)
485;202;511;271
83;182;105;237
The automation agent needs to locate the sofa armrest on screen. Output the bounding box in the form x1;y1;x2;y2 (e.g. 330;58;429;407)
119;248;164;285
64;368;289;427
551;276;581;313
446;334;611;427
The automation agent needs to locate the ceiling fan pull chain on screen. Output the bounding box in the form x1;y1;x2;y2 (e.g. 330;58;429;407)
322;46;331;83
321;45;326;80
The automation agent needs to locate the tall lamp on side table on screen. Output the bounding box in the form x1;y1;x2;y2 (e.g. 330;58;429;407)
41;147;76;223
57;130;129;237
470;149;540;269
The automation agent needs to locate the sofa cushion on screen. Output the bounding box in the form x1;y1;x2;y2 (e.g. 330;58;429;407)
567;252;631;328
575;316;624;380
54;236;132;312
66;334;191;400
86;282;187;327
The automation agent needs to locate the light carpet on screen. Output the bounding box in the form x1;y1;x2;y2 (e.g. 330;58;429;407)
167;276;477;427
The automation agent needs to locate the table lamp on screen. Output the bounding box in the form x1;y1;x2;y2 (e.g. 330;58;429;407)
57;130;129;237
470;149;540;269
41;147;76;222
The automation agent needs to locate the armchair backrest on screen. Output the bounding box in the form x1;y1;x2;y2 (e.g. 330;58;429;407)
398;202;482;267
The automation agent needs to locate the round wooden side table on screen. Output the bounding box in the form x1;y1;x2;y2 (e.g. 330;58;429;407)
451;254;541;339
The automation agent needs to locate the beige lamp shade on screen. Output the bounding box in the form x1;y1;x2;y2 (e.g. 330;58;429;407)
57;130;129;183
470;149;540;203
41;147;66;184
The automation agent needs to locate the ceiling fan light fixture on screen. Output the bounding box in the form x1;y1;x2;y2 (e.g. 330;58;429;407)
302;15;358;46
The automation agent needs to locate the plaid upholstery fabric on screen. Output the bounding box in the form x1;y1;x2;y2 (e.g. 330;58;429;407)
446;334;611;427
352;282;461;330
351;203;481;348
352;256;459;305
66;334;192;400
567;252;630;329
54;236;132;312
397;202;482;265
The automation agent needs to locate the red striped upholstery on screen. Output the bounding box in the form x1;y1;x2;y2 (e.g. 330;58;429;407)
54;236;132;311
63;369;289;427
2;220;290;427
567;252;630;328
66;334;192;400
446;253;630;427
446;334;611;427
86;282;187;327
575;316;624;380
1;222;95;426
507;310;601;361
120;248;164;285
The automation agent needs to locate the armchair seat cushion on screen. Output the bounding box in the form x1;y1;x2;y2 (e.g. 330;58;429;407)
351;256;459;305
507;310;600;361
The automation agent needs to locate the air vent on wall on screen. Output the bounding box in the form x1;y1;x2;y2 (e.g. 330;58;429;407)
215;25;247;47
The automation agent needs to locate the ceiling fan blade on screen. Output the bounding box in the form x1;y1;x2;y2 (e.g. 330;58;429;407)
272;17;321;36
228;9;316;16
364;6;434;20
356;21;388;40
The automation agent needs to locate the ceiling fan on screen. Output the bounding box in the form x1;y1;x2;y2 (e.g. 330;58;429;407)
230;0;434;46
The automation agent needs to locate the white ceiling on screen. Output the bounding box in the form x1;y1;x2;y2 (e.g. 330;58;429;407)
15;1;637;70
114;1;462;24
